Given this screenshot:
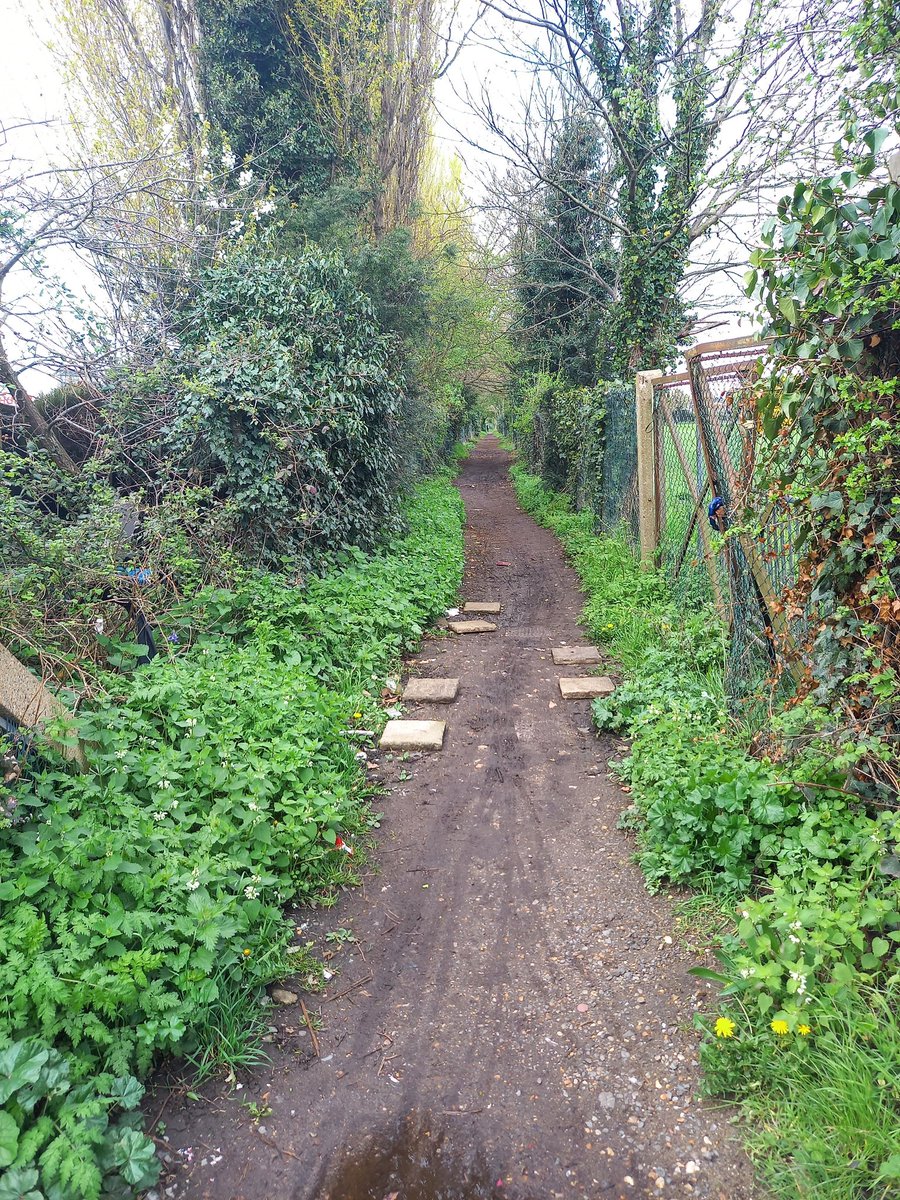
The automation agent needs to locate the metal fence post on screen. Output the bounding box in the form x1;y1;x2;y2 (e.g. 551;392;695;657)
635;370;662;564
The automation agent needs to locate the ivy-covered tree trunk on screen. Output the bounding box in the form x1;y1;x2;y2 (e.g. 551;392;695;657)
574;0;717;375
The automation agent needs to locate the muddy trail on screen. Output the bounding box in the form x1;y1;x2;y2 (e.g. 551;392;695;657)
152;437;756;1200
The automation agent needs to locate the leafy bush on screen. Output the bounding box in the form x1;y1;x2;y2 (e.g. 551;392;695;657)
746;144;899;804
0;475;464;1199
505;374;606;506
159;245;408;565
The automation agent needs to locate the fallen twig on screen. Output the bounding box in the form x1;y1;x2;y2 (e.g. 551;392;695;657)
300;999;320;1058
255;1130;300;1161
321;973;373;1005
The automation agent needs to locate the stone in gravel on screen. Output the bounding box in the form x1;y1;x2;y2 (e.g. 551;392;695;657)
464;601;502;614
558;676;616;699
551;645;602;666
379;720;446;751
448;620;497;634
402;677;459;703
271;988;298;1005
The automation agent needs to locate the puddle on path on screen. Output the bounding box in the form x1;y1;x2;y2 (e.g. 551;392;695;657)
318;1113;512;1200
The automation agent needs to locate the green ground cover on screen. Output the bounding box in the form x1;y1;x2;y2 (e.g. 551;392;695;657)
0;473;465;1200
511;462;900;1200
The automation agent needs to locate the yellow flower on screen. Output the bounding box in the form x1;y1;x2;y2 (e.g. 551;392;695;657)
242;948;251;957
714;1017;736;1038
770;1019;790;1036
798;1024;811;1036
353;711;362;719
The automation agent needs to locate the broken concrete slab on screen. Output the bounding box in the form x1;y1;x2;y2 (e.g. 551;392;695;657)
402;677;459;703
551;645;602;666
558;676;616;700
0;642;86;766
463;602;502;614
379;719;446;751
447;620;497;635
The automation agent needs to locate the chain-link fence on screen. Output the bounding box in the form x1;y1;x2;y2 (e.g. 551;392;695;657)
650;373;726;611
505;339;808;708
683;339;800;700
595;381;638;540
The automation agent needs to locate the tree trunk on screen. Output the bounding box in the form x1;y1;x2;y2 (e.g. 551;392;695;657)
0;332;79;474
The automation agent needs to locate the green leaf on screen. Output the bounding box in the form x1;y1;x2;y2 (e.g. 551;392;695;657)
878;1154;900;1180
0;1166;42;1200
106;1076;144;1111
871;937;890;958
863;127;890;154
0;1111;20;1169
110;1128;160;1188
777;295;799;325
687;967;730;984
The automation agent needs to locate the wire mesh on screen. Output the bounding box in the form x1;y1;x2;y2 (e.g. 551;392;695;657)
598;381;639;543
686;339;797;703
651;375;723;609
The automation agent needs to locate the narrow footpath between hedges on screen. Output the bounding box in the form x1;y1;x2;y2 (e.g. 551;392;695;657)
153;437;756;1200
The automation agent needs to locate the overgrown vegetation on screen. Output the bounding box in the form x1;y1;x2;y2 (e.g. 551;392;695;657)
0;475;465;1198
510;464;900;1200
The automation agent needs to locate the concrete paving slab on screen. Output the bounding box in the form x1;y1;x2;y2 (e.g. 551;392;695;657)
0;644;86;766
558;676;616;699
463;602;502;614
447;620;497;634
551;645;602;665
379;719;446;751
402;677;459;703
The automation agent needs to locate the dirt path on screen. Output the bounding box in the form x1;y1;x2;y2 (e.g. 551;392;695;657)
154;437;756;1200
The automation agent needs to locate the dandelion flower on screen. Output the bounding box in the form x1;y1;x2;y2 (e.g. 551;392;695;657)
714;1017;736;1038
243;948;251;957
770;1019;790;1036
798;1024;811;1036
353;711;363;719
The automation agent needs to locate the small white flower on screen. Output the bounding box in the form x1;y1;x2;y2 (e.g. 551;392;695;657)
186;878;200;891
153;812;167;822
116;750;128;760
248;802;260;812
256;199;276;216
244;885;260;900
238;168;254;187
251;874;262;883
789;934;801;944
221;149;237;171
158;779;171;789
